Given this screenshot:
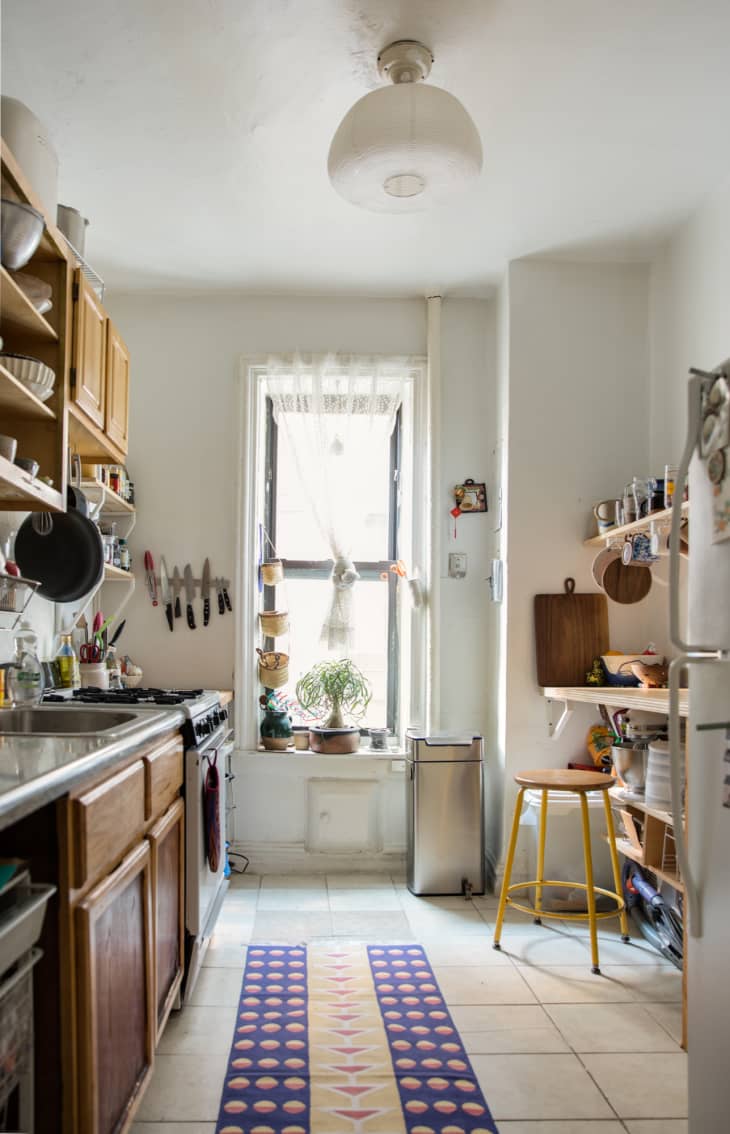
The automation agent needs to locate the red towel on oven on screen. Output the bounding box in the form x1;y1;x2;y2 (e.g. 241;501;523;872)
203;753;220;872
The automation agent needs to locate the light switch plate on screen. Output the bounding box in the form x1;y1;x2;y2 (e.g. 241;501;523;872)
448;552;467;579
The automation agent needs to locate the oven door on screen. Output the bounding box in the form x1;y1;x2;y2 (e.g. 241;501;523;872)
185;728;233;937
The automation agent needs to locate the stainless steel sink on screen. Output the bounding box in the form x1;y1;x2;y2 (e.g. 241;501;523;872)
0;708;140;735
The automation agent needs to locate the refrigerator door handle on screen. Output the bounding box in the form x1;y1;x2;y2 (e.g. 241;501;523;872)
669;372;719;654
669;652;723;938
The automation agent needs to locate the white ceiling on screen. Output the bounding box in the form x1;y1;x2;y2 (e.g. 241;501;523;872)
3;0;730;296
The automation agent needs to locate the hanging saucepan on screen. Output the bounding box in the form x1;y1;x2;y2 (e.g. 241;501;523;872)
15;455;104;601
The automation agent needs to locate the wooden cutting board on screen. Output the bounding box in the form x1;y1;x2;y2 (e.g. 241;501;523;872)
534;577;609;686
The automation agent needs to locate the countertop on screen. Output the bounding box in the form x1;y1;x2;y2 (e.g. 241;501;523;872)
0;707;185;831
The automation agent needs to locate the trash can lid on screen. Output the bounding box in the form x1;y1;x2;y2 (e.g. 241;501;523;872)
407;729;482;745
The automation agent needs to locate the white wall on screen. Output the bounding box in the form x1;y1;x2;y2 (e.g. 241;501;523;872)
499;259;652;867
106;291;497;866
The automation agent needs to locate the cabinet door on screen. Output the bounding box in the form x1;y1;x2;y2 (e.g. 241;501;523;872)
148;797;185;1040
72;271;107;429
76;841;154;1134
105;320;130;453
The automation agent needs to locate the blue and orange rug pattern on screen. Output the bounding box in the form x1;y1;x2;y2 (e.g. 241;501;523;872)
215;942;498;1134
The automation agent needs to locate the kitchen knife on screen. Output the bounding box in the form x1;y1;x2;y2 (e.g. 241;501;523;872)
202;558;211;627
144;551;158;606
172;565;182;618
109;619;126;648
160;557;174;632
221;578;233;612
184;563;196;629
215;576;225;615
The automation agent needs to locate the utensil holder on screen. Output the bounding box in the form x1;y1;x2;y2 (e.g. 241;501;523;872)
79;661;109;689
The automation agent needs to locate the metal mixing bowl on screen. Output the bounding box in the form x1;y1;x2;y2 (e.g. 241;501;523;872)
1;199;45;270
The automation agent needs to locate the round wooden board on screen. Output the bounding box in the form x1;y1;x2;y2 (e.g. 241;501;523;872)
601;557;652;603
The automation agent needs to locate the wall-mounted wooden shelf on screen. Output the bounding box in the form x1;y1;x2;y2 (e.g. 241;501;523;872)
80;479;134;515
544;685;688;717
584;501;689;548
0;266;59;341
0;362;57;420
104;564;135;582
0;452;64;511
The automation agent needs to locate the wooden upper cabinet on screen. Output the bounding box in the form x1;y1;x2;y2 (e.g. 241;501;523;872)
105;320;130;454
72;270;107;429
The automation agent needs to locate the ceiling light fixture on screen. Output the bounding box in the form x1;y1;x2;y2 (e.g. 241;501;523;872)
328;40;483;214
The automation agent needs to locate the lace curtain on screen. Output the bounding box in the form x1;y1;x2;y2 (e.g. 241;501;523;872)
265;352;410;651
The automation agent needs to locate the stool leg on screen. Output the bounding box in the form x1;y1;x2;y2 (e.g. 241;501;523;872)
534;789;548;924
579;792;601;974
603;790;631;943
493;787;525;949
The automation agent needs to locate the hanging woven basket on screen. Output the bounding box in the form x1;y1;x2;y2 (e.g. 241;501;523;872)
259;610;289;637
261;559;284;585
257;648;289;688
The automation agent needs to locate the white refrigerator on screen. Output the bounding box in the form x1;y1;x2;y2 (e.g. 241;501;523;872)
668;361;730;1134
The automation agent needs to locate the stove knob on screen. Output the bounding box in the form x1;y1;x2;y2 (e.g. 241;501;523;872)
220;707;228;721
195;721;204;738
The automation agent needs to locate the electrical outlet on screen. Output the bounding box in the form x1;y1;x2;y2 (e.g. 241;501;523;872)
448;553;467;579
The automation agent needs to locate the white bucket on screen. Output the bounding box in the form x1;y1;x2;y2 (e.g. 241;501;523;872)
522;789;614;911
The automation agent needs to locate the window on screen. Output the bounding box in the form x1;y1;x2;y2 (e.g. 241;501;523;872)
236;353;429;750
264;398;402;731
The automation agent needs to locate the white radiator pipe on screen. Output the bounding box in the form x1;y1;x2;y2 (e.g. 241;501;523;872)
427;295;442;732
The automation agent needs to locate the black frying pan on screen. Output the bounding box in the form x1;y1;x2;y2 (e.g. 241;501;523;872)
15;494;104;603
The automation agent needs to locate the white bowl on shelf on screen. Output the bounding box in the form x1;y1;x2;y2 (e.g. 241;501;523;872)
0;352;55;400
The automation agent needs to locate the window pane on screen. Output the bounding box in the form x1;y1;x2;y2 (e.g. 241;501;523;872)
283;577;389;729
275;414;391;561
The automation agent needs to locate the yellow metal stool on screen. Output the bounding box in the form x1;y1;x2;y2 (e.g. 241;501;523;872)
493;769;629;974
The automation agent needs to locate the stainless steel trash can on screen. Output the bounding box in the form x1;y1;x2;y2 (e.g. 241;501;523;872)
406;730;485;896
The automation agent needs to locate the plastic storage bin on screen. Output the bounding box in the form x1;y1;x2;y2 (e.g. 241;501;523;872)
522;789;613;910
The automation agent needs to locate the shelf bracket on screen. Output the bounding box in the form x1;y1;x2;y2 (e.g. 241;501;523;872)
546;696;574;739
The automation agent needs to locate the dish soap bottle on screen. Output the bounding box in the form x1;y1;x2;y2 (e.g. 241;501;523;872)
9;622;44;705
55;632;80;690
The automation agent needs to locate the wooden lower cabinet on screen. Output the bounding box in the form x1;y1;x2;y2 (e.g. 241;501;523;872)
149;797;185;1040
75;840;154;1134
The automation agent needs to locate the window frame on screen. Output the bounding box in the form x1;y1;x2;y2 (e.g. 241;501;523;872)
235;355;431;752
263;398;403;735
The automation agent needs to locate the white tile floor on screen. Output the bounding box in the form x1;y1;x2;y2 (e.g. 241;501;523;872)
132;872;687;1132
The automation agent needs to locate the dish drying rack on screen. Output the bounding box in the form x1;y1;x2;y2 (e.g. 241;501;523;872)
0;574;41;632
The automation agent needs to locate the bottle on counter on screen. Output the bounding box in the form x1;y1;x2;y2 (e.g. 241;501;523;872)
55;632;80;689
8;622;44;705
105;645;123;690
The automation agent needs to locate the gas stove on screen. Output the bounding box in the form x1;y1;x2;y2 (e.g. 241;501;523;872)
43;686;228;746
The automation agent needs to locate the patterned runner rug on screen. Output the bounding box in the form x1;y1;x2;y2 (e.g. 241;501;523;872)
215;943;498;1134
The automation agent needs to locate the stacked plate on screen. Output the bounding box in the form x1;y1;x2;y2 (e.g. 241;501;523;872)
0;352;55;402
646;739;684;813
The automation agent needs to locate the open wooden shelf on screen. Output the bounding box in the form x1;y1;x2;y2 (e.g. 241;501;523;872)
104;564;134;582
0;266;59;341
544;685;689;717
584;501;689;548
0;452;64;511
610;835;684;892
0;362;56;420
80;479;135;514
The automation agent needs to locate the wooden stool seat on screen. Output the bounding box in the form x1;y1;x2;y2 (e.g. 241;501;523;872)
514;769;612;792
493;767;629;974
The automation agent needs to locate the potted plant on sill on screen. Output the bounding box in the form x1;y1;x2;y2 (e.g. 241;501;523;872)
295;658;372;754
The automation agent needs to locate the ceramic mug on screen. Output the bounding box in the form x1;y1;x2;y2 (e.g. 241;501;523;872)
593;499;622;535
622;532;658;565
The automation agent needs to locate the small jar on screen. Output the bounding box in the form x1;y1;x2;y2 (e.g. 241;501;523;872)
79;661;109;690
118;539;130;571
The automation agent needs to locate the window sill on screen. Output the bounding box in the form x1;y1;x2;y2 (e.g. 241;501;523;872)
243;746;407;762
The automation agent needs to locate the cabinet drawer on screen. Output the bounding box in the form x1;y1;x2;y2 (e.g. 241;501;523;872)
73;761;145;889
144;737;183;821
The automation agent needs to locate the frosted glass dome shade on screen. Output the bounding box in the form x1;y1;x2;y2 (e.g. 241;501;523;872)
328;83;483;213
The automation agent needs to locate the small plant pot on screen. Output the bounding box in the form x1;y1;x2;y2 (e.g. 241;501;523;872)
260;709;293;750
308;727;360;754
292;726;310;751
259;610;289;637
261;559;284;585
